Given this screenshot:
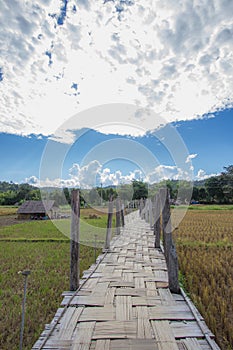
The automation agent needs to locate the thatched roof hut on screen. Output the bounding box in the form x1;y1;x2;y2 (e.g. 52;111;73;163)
17;200;58;219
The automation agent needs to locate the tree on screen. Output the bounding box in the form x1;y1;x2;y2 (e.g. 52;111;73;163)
88;188;100;204
132;180;148;200
192;187;199;201
177;181;193;204
29;189;41;201
199;187;208;202
105;187;117;200
223;165;233;175
205;177;224;203
50;189;65;206
15;183;32;202
117;184;133;202
63;187;71;205
220;165;233;203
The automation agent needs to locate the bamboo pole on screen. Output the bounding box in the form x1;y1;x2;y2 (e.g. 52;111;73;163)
161;188;180;293
70;189;80;291
139;198;144;217
116;197;121;235
105;196;113;250
145;199;149;223
154;192;161;248
148;198;153;228
161;188;172;260
121;201;125;227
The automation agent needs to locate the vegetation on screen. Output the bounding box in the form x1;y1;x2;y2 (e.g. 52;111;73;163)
0;166;232;349
0;181;120;207
190;165;233;204
132;180;148;200
0;206;17;216
1;205;233;349
174;210;233;350
149;165;233;204
0;164;232;207
0;241;99;350
0;182;41;205
0;207;113;350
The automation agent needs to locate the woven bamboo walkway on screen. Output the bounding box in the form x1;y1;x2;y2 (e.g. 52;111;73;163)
33;211;220;350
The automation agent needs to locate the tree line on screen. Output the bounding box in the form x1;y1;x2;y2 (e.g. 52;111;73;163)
192;165;233;204
0;165;232;206
151;166;233;204
0;182;41;205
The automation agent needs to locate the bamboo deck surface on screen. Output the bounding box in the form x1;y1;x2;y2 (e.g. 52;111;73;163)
33;211;221;350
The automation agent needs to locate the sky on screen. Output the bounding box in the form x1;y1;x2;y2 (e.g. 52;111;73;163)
0;0;232;188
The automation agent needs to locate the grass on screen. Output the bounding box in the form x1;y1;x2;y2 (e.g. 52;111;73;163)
0;207;112;350
0;220;67;240
188;204;233;210
171;204;233;210
0;241;100;350
0;208;116;247
0;206;18;216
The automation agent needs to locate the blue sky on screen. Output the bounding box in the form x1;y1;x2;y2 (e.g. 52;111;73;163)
0;1;232;187
0;108;232;187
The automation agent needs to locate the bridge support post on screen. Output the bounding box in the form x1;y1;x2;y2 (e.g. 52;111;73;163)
168;244;180;293
70;189;80;291
105;196;113;250
139;198;144;218
161;188;180;294
116;197;121;235
148;198;153;228
145;199;149;223
121;201;125;227
154;192;161;248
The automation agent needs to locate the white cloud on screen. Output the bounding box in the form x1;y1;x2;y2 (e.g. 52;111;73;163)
69;160;102;188
99;168;143;187
26;176;39;185
26;160;194;188
1;0;233;137
68;161;144;188
26;175;76;188
195;169;219;181
185;154;197;163
145;165;192;183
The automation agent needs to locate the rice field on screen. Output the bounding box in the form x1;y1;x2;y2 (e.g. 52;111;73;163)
0;206;232;349
0;208;106;350
174;210;233;350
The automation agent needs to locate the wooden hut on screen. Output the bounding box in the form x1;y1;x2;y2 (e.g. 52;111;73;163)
17;200;58;220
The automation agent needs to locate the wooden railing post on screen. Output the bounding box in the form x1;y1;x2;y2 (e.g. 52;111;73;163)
168;245;180;294
105;196;113;250
121;201;125;227
148;198;153;228
70;189;80;291
145;199;149;223
139;198;144;217
154;192;161;248
161;188;180;294
161;188;172;260
142;199;146;220
116;197;121;235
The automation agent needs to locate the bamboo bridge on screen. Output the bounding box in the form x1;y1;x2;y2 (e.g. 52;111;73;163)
33;190;220;350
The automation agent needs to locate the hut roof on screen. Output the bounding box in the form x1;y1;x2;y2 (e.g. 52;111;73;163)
17;200;56;214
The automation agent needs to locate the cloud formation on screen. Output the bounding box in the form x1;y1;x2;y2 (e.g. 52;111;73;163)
186;153;197;163
196;169;219;181
0;0;233;137
26;159;213;188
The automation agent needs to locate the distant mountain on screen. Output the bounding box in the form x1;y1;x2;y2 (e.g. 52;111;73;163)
193;180;207;187
0;181;38;193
